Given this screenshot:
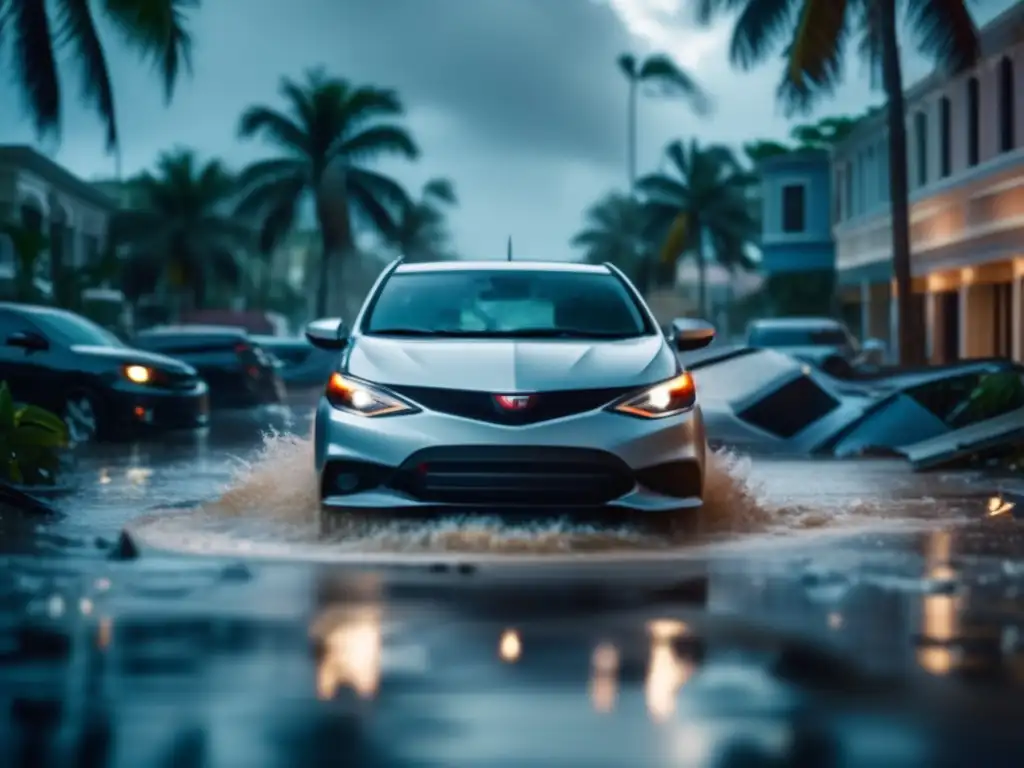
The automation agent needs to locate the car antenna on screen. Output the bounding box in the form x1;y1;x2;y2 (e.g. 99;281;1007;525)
507;236;513;261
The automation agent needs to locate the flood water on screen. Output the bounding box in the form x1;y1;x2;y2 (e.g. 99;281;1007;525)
2;401;1024;766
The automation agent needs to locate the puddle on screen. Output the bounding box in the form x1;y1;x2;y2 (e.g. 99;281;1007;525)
122;432;977;563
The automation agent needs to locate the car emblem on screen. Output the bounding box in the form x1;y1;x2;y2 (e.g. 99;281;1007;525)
493;394;535;411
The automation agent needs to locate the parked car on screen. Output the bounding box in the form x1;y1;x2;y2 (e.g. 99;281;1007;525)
0;303;209;443
746;317;867;367
132;326;284;409
250;335;337;389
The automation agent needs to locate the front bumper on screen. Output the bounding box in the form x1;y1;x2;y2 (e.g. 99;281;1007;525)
109;383;210;435
315;399;706;515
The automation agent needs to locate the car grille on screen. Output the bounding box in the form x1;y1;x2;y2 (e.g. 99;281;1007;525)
386;385;635;425
158;371;200;391
389;446;635;506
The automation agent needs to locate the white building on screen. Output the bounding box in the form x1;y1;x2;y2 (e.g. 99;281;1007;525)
832;3;1024;363
0;145;117;292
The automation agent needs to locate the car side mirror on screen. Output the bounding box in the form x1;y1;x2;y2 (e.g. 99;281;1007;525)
6;331;48;352
670;318;715;352
304;317;349;350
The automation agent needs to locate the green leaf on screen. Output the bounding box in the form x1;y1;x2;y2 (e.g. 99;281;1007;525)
8;459;23;485
16;404;69;438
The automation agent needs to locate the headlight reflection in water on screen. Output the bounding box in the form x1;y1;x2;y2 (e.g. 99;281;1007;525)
645;619;693;722
312;606;382;700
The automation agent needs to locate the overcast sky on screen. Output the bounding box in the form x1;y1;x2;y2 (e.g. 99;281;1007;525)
0;0;1014;259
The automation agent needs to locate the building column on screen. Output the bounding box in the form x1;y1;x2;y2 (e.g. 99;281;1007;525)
924;290;938;363
960;278;996;359
859;281;871;341
1013;261;1023;363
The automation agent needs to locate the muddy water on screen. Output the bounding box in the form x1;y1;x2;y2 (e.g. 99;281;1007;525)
124;429;989;561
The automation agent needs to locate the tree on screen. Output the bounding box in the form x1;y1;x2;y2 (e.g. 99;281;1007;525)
571;192;657;292
110;149;251;312
235;68;419;317
617;53;711;186
390;179;458;262
3;0;197;157
636;140;758;317
695;0;981;364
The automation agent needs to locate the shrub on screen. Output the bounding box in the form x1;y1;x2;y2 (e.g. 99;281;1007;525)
0;382;69;486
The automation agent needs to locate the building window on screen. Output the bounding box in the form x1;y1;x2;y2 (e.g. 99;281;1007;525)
999;56;1015;152
914;111;928;187
939;96;952;177
781;183;806;233
966;75;980;166
834;167;844;222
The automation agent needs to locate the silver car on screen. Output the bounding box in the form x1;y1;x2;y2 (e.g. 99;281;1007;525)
305;260;715;529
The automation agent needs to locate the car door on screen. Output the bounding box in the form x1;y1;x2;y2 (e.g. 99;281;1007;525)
0;309;53;407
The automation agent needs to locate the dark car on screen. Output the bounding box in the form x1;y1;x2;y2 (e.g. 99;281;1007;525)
0;303;209;443
250;335;337;389
132;326;285;409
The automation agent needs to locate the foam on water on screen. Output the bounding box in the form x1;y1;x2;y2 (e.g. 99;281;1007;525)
125;430;945;561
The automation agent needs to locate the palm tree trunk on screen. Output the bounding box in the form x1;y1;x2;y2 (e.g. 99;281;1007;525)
627;78;638;187
878;0;920;366
315;195;332;318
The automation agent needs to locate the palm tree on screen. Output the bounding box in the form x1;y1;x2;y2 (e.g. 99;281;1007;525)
694;0;980;364
636;140;758;317
571;192;656;292
110;149;251;312
235;68;419;317
617;53;710;186
3;0;196;157
390;178;458;262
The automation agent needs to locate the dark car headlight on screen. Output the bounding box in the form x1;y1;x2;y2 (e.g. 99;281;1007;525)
325;373;419;417
122;364;155;384
609;373;696;419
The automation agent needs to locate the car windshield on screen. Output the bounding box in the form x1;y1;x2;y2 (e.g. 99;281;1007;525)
364;269;651;339
34;311;125;348
748;326;850;347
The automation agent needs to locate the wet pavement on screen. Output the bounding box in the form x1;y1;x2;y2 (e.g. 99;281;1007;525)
2;399;1024;766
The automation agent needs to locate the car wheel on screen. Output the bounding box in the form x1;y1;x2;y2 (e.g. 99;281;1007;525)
63;391;102;445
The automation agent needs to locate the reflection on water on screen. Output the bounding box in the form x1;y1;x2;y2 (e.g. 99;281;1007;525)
645;619;693;722
988;495;1015;518
917;530;960;676
311;606;382;700
590;643;619;713
499;629;522;663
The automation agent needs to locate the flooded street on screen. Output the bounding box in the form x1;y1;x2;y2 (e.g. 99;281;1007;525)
2;401;1024;766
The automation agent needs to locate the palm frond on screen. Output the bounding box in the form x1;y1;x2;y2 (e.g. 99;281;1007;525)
10;0;61;139
57;0;118;150
906;0;979;74
102;0;196;101
727;0;799;70
638;54;712;114
333;125;419;162
237;106;309;153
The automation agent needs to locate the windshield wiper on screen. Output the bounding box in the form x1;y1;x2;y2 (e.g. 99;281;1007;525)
369;328;483;337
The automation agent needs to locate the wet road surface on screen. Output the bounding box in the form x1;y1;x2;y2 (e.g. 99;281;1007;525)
2;401;1024;766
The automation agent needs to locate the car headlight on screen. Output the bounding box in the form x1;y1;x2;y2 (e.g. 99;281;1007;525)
609;373;696;419
123;364;153;384
325;373;419;417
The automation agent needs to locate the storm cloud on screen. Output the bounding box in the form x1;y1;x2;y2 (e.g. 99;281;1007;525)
0;0;1015;259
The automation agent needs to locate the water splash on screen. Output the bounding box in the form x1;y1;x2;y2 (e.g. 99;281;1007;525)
127;432;964;560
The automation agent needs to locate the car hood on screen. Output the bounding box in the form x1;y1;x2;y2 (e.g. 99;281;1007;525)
71;345;198;375
345;335;676;391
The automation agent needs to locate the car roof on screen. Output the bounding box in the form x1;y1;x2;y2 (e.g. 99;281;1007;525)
748;317;845;329
393;260;611;275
